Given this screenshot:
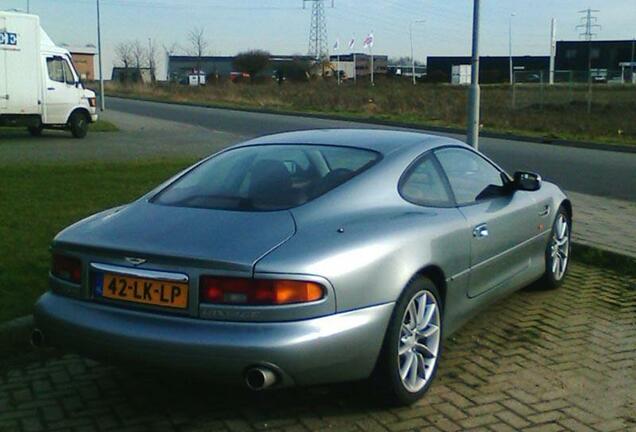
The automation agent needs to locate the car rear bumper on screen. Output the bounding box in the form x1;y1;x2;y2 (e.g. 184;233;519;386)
34;292;393;387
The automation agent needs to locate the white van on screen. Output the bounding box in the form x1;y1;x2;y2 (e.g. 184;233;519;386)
0;11;97;138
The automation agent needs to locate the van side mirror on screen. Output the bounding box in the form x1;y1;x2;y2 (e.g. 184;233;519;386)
513;171;542;191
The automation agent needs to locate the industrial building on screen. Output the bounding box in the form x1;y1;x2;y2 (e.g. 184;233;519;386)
426;56;550;84
65;45;96;81
556;39;636;81
167;54;315;82
111;67;153;83
329;53;388;80
427;39;636;84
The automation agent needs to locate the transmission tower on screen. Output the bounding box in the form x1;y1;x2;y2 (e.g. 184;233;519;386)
304;0;333;60
577;8;601;41
576;8;601;114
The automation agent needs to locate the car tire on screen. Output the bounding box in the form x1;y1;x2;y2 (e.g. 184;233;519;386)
69;111;89;139
539;205;571;289
28;124;44;137
374;276;443;406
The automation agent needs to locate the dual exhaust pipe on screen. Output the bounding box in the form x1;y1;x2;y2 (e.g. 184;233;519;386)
32;328;278;391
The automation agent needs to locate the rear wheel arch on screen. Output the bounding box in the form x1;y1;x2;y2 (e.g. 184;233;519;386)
415;265;447;311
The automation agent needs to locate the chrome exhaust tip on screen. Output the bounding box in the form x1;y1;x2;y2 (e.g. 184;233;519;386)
245;367;277;391
31;328;44;348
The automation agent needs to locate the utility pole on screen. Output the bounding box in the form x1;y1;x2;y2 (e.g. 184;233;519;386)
304;0;333;61
549;18;556;85
96;0;105;111
577;8;600;114
410;19;425;85
26;0;29;13
508;13;515;85
631;37;635;84
466;0;481;149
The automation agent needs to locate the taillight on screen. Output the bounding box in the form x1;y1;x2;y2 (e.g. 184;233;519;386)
51;253;82;284
200;277;324;305
88;97;96;108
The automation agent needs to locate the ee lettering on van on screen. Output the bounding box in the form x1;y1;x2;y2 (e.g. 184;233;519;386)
0;32;18;46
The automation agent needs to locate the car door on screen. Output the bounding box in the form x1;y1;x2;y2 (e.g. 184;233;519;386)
43;56;79;124
399;153;471;292
435;147;538;298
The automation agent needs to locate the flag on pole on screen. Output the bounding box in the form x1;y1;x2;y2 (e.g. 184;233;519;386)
333;38;340;52
348;37;355;50
363;33;374;49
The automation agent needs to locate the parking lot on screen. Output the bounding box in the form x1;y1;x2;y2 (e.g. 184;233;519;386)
0;110;240;165
1;263;635;432
1;109;635;432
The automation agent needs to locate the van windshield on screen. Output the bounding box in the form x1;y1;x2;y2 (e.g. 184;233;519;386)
153;144;380;211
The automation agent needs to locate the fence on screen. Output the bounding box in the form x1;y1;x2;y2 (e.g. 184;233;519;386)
510;69;636;113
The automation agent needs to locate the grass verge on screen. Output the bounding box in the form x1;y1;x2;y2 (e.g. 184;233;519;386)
572;244;636;278
0;159;196;324
106;81;636;148
89;119;119;132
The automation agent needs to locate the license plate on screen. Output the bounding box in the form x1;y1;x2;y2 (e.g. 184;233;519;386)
95;273;189;309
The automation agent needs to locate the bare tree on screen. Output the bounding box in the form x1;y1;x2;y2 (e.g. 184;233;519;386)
188;27;209;83
131;39;146;70
114;42;133;69
233;50;270;82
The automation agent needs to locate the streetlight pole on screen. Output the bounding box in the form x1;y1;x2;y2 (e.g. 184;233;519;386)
631;37;635;84
466;0;481;149
509;13;515;85
410;19;425;85
96;0;105;111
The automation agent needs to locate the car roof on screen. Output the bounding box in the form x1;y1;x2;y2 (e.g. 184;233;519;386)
236;128;466;156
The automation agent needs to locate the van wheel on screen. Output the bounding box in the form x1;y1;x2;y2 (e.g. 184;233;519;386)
69;111;89;139
374;277;443;405
28;125;44;137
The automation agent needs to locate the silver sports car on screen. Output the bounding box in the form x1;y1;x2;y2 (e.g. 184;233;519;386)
34;129;572;404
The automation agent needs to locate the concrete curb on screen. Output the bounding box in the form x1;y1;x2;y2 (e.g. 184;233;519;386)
107;94;636;154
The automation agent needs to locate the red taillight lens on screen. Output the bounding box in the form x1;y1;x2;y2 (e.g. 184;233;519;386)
51;253;82;284
88;97;96;108
200;277;324;305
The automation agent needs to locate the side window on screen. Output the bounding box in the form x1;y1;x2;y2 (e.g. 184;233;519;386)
47;58;65;83
62;60;76;85
435;147;505;205
400;155;453;207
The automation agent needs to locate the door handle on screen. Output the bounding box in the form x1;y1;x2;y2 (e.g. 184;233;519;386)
473;224;489;238
539;205;550;217
47;87;55;91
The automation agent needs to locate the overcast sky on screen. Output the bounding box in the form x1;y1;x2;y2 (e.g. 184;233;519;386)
2;0;634;79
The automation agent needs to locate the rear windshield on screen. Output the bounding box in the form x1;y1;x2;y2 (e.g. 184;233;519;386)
153;144;380;211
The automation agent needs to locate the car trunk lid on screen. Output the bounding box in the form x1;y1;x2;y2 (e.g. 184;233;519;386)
53;201;296;273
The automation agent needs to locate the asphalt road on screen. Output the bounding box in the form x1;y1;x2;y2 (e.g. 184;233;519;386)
108;97;636;201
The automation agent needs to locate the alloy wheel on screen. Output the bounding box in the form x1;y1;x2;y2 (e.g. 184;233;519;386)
550;214;570;281
397;290;441;393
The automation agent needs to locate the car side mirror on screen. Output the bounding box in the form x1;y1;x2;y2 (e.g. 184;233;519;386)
513;171;542;191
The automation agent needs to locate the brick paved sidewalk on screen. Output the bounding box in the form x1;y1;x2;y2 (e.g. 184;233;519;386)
1;263;635;432
567;191;636;259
